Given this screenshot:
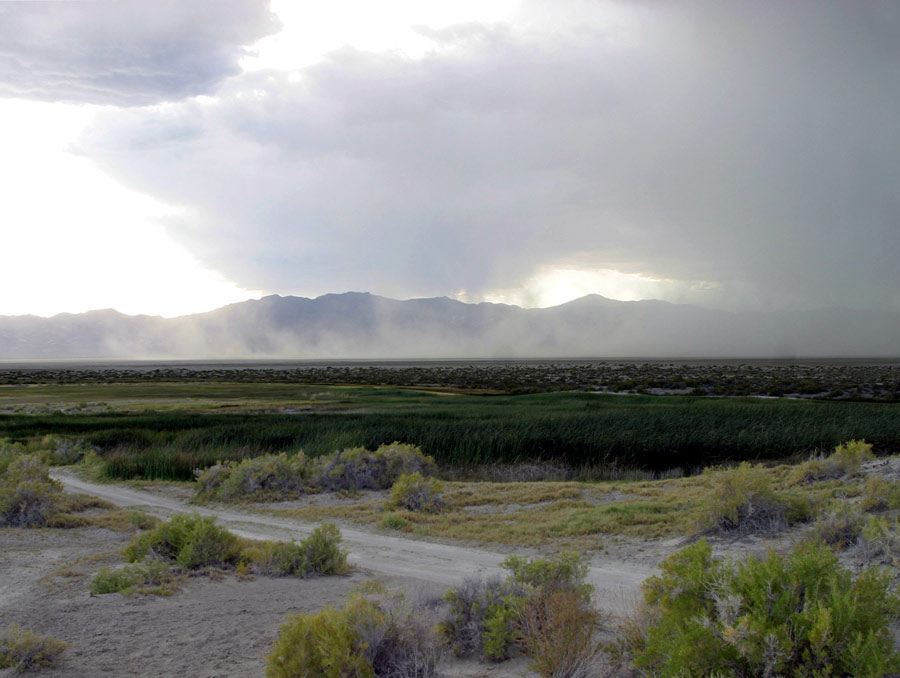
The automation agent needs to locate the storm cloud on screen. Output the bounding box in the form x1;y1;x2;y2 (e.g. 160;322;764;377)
75;1;900;310
0;0;278;106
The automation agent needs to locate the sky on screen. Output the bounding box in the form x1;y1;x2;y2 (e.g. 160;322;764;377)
1;0;898;318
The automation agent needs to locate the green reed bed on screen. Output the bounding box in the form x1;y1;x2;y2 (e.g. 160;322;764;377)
2;392;900;481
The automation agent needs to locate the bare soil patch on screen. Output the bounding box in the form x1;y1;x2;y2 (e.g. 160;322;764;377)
1;525;537;677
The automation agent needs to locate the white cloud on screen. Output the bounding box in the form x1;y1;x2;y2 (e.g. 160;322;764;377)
0;100;263;317
5;0;900;317
0;0;279;106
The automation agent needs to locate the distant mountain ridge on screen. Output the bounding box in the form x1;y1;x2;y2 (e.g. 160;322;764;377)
1;292;898;359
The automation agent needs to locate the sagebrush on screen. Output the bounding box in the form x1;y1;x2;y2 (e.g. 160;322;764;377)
625;539;900;677
195;443;437;501
267;589;439;678
0;624;70;673
440;552;595;663
788;439;875;485
0;454;62;527
386;473;445;513
698;462;810;533
122;513;347;577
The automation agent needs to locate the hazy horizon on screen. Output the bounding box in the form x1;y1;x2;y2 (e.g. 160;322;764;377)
3;291;900;361
4;288;900;323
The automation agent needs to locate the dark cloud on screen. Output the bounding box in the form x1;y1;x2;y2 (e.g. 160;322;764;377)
79;0;900;310
0;0;279;106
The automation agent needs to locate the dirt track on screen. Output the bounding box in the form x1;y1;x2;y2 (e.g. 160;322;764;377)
51;469;652;613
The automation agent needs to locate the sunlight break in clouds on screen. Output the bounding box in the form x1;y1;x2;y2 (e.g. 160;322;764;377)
466;266;670;308
241;0;520;71
0;99;263;318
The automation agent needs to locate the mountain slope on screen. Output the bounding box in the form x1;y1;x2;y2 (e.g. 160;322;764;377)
1;292;898;359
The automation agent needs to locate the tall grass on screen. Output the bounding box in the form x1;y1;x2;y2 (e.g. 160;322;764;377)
3;393;900;480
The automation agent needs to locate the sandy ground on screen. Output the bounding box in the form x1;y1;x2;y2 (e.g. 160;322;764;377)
0;524;537;678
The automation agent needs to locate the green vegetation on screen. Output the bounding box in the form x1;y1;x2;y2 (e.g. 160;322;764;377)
90;560;177;596
386;472;445;513
92;518;347;597
117;513;347;582
4;389;900;481
123;512;241;569
0;454;62;527
378;513;408;530
519;588;604;678
857;516;900;566
697;462;812;533
272;460;851;546
2;360;899;401
787;438;875;485
266;588;439;678
195;443;437;501
620;540;900;677
860;475;900;512
0;624;69;673
315;443;438;492
440;553;593;662
195;453;311;501
810;503;867;549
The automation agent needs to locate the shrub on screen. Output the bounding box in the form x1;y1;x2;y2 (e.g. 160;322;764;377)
298;523;349;576
501;552;592;601
832;439;876;475
0;624;70;672
440;576;525;660
123;513;241;569
90;560;176;596
698;462;808;533
632;539;900;677
193;444;437;501
315;443;437;493
195;453;312;501
244;540;309;577
440;553;593;662
244;525;348;577
860;474;900;512
856;515;900;566
788;439;875;485
786;456;830;485
175;516;242;569
519;588;604;678
267;591;439;678
0;454;62;527
386;473;445;513
193;459;236;497
379;513;408;530
810;503;865;549
125;514;347;579
47;436;94;465
0;439;26;475
267;602;373;678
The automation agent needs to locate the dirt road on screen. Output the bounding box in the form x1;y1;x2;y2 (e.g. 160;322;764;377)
51;469;652;612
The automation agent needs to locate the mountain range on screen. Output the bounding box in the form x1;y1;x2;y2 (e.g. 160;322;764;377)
1;292;898;359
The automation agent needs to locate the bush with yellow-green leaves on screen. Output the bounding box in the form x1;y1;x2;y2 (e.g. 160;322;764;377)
385;472;445;513
0;624;69;673
266;588;439;678
698;462;811;534
788;439;875;486
620;539;900;677
0;454;62;528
